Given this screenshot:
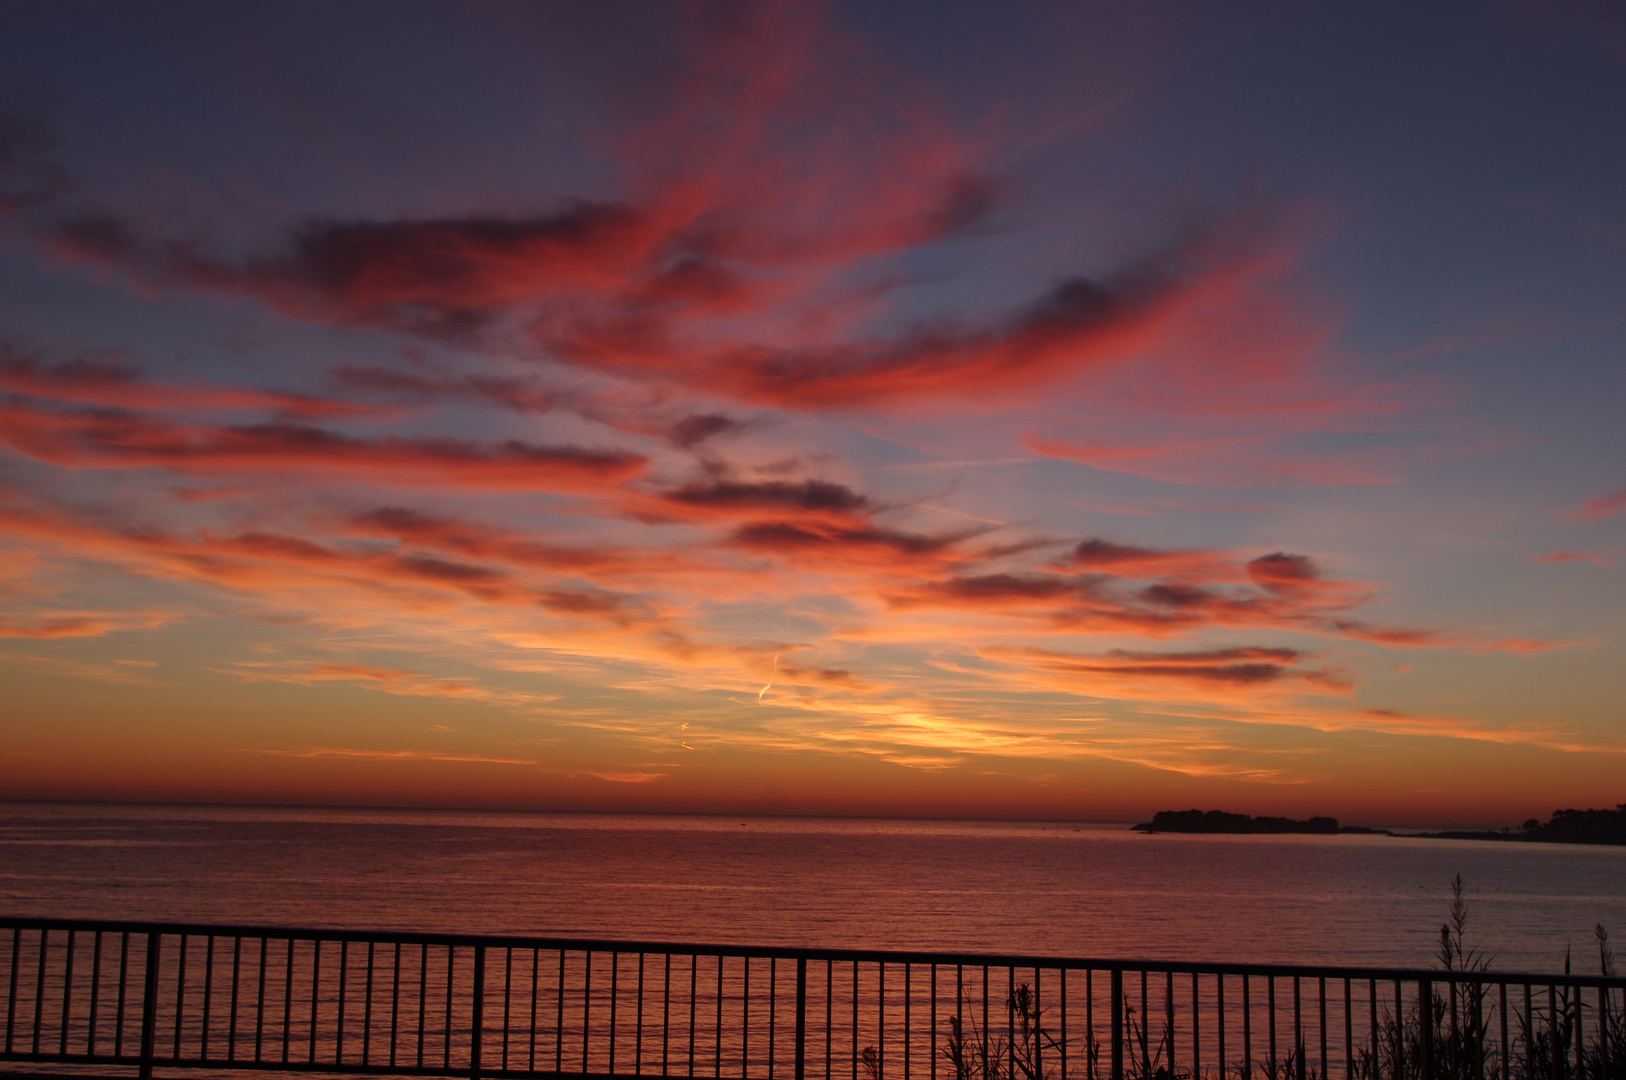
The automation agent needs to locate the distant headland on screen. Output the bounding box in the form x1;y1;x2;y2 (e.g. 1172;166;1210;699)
1131;809;1365;835
1132;804;1626;845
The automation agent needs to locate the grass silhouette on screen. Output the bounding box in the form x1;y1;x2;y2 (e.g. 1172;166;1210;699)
925;876;1620;1080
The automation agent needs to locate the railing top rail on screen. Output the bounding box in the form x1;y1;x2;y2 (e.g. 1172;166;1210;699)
4;913;1622;989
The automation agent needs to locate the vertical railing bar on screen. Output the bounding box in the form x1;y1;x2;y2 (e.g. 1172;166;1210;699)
661;953;670;1077
1395;980;1405;1080
173;932;187;1060
983;966;991;1080
364;941;375;1067
138;932;160;1080
1515;982;1528;1080
557;949;566;1076
309;939;322;1066
116;930;131;1058
905;962;912;1080
1598;982;1609;1080
445;945;456;1073
418;942;428;1070
1267;976;1276;1073
1368;979;1378;1080
282;943;295;1066
89;930;104;1058
1318;977;1327;1080
1474;978;1486;1080
1573;982;1584;1080
882;962;889;1080
32;928;47;1056
932;964;940;1080
254;938;267;1063
1243;974;1252;1080
1450;978;1460;1080
689;953;697;1080
389;942;401;1069
795;957;809;1080
1339;982;1352;1080
956;964;964;1080
1086;969;1094;1080
337;939;348;1063
228;936;242;1062
301;938;320;1066
828;959;835;1080
1218;973;1226;1080
1034;966;1043;1080
1165;969;1174;1075
1192;971;1200;1080
715;954;723;1080
1059;967;1068;1080
5;926;19;1055
60;928;76;1057
470;945;486;1080
1421;978;1435;1080
854;961;863;1080
26;928;46;1056
1111;968;1124;1080
611;951;620;1075
530;948;541;1074
201;934;214;1061
1140;970;1148;1067
743;955;750;1080
584;950;593;1077
1138;962;1151;1066
769;957;777;1080
638;952;647;1077
1293;976;1301;1080
502;946;512;1072
1573;975;1586;1080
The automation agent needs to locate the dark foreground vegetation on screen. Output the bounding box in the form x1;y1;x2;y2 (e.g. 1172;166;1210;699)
1133;805;1626;846
934;875;1623;1080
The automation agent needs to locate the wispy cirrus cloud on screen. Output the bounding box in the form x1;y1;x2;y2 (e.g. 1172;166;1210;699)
1574;487;1626;520
1529;550;1613;566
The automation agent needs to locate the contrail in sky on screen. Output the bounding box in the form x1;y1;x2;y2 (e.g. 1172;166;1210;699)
759;655;779;701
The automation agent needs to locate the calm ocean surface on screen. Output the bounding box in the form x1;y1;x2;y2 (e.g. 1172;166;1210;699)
2;803;1623;973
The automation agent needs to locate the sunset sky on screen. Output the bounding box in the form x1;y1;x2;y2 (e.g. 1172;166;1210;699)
2;3;1623;825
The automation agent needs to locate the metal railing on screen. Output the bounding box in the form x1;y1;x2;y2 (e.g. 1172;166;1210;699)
1;917;1621;1080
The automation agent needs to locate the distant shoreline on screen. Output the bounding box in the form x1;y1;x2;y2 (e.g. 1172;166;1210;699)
1132;806;1626;846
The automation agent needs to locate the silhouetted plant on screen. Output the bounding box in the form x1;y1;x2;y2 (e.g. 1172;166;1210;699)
942;983;1068;1080
1348;876;1622;1080
1122;995;1192;1080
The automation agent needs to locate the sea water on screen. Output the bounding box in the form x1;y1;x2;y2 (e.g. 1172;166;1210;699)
2;802;1623;973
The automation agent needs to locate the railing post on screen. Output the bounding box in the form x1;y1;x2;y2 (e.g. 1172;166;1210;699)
795;958;807;1080
1419;978;1434;1080
1111;969;1124;1080
470;945;486;1080
138;932;161;1080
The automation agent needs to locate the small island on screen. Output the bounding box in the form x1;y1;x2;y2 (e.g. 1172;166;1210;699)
1132;804;1626;845
1131;809;1353;834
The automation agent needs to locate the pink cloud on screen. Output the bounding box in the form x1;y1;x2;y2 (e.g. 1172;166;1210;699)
1576;488;1626;520
0;397;646;492
1530;550;1613;566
